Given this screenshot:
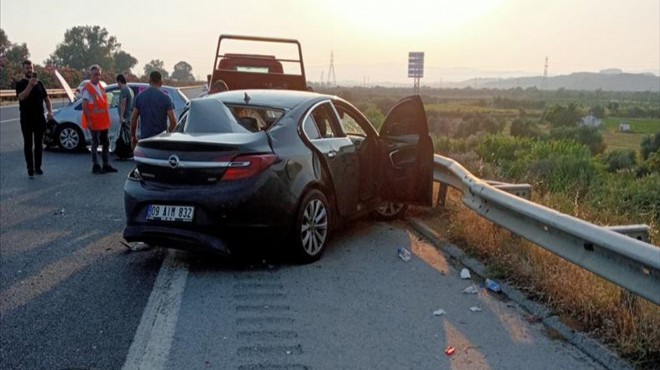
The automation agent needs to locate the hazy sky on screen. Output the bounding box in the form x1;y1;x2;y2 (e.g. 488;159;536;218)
1;0;659;83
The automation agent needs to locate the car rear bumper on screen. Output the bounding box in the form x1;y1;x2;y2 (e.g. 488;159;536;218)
123;225;231;255
123;167;300;253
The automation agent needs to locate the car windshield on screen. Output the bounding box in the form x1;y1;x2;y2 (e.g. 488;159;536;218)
181;98;250;134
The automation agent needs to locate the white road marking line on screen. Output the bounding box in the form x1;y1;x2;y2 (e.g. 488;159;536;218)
122;250;189;370
0;118;19;123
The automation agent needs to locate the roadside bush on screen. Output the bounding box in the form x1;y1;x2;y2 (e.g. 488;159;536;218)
475;134;534;169
361;103;385;130
510;117;542;138
454;113;504;138
432;135;469;155
549;126;606;155
640;132;660;160
636;152;660;177
589;172;660;221
602;149;637;173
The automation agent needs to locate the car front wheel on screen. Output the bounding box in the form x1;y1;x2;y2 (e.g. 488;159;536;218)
56;123;85;153
291;189;330;263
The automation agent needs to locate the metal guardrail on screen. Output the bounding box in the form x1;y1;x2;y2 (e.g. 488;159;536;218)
433;154;660;305
0;89;66;98
0;86;201;99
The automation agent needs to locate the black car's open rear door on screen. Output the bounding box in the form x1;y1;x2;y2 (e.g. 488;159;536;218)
378;95;433;206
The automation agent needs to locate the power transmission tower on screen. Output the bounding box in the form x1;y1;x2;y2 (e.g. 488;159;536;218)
542;56;548;90
327;51;336;86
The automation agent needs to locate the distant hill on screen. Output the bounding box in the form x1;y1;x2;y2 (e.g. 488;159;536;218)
439;71;660;92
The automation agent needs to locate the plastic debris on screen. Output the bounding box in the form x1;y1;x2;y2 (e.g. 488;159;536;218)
397;247;412;262
433;309;447;316
460;268;471;279
470;306;482;312
462;286;479;294
445;346;456;356
53;208;65;216
485;278;501;292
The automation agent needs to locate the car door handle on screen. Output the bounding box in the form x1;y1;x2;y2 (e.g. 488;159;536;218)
328;151;337;158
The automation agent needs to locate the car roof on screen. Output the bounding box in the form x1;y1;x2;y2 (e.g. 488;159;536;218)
205;89;331;109
105;82;180;91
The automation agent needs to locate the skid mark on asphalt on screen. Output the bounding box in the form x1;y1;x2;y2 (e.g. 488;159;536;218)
233;272;311;370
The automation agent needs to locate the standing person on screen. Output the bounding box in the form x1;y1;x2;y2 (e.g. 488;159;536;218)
115;74;134;159
15;60;53;178
81;64;117;174
130;71;177;148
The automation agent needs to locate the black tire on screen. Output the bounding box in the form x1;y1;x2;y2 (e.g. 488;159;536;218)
290;189;331;263
56;123;85;153
373;201;408;221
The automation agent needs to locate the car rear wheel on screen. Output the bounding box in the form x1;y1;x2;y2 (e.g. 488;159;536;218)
291;189;330;263
374;201;408;221
56;123;85;153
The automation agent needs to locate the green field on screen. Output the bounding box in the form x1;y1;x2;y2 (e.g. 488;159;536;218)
603;117;660;134
602;117;659;153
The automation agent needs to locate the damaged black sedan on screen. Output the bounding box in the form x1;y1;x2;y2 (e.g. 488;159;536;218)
123;89;433;262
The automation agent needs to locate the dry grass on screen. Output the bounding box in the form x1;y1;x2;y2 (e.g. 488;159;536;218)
420;186;660;369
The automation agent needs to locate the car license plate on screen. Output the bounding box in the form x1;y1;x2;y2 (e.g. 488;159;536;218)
147;204;194;222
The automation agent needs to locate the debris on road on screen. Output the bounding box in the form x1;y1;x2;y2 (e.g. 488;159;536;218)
460;268;471;279
445;346;456;356
433;308;447;316
462;286;479;294
485;278;501;292
470;306;482;312
397;247;412;261
53;208;65;216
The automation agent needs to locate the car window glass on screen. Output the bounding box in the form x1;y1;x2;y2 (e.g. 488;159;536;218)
303;116;321;139
226;105;284;132
310;103;341;138
335;106;367;136
108;91;120;108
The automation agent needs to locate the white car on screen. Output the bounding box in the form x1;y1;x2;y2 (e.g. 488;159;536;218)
46;71;189;153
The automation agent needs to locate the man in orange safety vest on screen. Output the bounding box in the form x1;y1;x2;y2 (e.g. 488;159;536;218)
82;64;117;174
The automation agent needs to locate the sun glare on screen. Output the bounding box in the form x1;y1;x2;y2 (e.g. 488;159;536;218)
331;0;502;38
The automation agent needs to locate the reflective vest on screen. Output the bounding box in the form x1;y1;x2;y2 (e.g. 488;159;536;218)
81;82;111;130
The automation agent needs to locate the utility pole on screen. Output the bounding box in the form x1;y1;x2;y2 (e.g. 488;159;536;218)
327;51;336;86
542;56;548;90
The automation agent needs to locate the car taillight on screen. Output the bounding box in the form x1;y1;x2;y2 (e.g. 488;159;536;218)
221;154;277;181
133;148;145;158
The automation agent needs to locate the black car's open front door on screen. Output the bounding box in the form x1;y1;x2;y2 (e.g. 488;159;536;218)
378;95;433;206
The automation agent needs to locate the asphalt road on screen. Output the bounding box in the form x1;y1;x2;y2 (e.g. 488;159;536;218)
1;90;604;369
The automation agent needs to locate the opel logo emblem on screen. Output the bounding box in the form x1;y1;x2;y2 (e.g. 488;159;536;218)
168;154;180;168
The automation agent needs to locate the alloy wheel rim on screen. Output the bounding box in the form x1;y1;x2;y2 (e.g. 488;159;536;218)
60;128;79;149
377;201;404;217
300;199;328;255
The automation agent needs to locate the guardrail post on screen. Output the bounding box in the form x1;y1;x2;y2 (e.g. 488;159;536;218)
435;183;448;208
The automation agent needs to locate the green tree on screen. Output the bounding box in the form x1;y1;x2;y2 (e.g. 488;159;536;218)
171;61;194;82
5;43;29;64
114;50;138;73
0;28;10;56
590;104;605;119
0;30;30;89
48;26;120;71
542;102;583;127
143;59;169;79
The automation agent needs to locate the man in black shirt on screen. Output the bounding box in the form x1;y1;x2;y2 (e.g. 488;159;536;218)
15;60;53;178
